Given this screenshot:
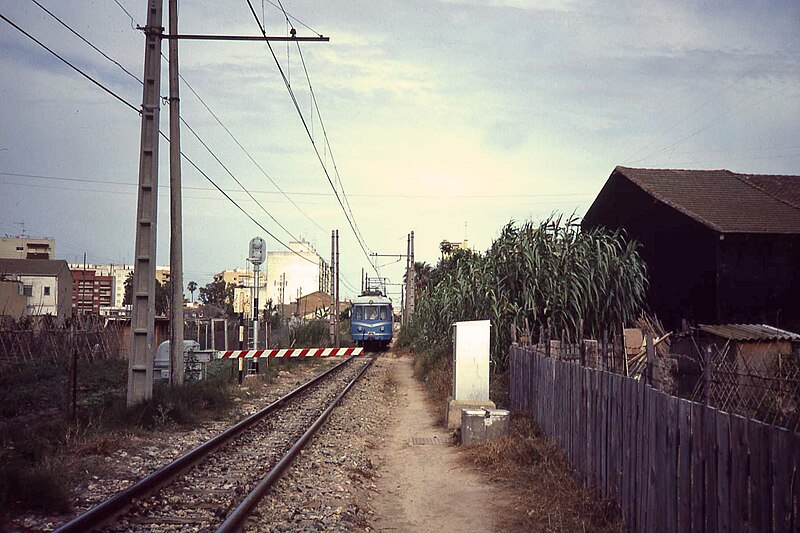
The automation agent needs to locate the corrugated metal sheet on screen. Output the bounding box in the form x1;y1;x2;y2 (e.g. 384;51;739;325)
698;323;800;341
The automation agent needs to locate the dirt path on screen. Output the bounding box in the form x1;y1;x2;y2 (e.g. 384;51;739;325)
371;355;505;533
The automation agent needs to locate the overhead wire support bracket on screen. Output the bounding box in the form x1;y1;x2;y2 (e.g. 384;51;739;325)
163;34;329;42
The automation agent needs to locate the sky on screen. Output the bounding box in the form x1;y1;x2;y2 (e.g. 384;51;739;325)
1;0;799;301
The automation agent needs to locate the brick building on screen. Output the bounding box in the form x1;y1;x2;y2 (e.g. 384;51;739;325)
71;268;114;314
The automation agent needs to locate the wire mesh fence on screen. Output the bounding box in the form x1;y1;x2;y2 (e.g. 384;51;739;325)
520;328;800;432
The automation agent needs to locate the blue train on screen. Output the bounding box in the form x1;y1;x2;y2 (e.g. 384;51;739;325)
350;294;393;350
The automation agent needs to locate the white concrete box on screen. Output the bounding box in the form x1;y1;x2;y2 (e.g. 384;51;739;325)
452;320;491;402
461;408;510;445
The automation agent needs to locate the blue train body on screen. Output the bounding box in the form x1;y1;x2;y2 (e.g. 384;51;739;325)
350;294;393;350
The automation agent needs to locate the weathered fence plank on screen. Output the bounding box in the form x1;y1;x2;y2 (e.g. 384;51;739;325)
716;410;731;532
690;401;706;533
665;395;678;532
509;347;800;532
677;399;692;532
729;414;749;530
749;420;772;532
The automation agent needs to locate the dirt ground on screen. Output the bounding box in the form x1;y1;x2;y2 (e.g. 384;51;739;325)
371;355;507;532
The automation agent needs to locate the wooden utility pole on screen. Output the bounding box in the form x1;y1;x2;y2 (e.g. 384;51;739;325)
127;0;163;406
168;0;185;386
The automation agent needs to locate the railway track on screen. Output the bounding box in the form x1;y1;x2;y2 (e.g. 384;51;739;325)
55;354;375;532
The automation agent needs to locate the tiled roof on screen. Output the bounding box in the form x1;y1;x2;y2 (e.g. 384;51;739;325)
612;166;800;233
743;174;800;210
699;324;800;341
0;258;70;277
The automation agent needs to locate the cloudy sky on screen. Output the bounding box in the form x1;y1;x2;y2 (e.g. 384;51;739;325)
1;0;799;300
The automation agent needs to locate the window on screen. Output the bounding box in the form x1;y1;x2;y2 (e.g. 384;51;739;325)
15;246;23;251
379;307;387;320
44;286;51;296
365;306;379;320
23;285;33;297
355;306;363;320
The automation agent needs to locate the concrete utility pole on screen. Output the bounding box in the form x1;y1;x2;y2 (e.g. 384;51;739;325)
127;0;164;406
405;231;416;322
168;0;185;386
329;230;335;346
335;229;340;347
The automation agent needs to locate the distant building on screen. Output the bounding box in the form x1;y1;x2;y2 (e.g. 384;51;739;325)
266;240;331;309
71;268;114;314
0;258;73;323
582;166;800;331
0;236;55;260
215;268;267;315
68;263;134;310
440;239;470;259
155;265;171;285
294;290;332;319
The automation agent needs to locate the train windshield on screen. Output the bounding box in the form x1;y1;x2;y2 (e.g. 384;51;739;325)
355;306;363;320
365;306;379;320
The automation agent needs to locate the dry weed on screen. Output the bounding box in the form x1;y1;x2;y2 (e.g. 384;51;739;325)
461;415;624;532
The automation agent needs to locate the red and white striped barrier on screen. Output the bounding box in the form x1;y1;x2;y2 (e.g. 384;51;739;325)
216;347;364;359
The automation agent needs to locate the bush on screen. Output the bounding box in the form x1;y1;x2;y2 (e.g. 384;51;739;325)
405;215;648;375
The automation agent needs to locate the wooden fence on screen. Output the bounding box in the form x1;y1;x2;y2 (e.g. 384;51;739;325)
509;345;800;532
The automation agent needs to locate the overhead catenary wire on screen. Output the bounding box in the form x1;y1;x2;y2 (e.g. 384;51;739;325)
105;0;328;235
244;0;378;276
2;9;315;265
0;171;597;199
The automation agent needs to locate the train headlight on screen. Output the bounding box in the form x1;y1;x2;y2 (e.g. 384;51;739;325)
380;326;385;332
357;327;363;332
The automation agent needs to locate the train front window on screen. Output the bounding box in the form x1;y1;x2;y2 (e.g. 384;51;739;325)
355;306;363;320
365;306;379;320
379;307;387;320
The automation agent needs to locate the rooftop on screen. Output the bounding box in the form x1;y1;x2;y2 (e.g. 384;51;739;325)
698;323;800;342
0;258;71;277
588;166;800;234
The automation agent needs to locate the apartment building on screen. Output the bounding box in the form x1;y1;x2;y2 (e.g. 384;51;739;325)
0;236;55;260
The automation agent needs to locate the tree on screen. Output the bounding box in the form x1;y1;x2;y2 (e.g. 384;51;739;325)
123;271;133;306
155;280;170;317
187;280;197;303
198;279;235;316
123;271;170;316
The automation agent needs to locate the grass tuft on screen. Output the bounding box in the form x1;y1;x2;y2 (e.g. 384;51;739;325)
461;415;624;532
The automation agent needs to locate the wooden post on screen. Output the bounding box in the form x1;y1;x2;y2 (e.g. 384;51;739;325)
579;319;586;367
645;332;655;387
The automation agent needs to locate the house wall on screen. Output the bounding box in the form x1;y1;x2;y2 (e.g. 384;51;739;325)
266;242;328;308
19;274;60;316
0;281;26;319
718;234;800;331
582;177;718;328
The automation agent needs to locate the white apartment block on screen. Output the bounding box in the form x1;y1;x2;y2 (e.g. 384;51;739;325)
265;240;330;308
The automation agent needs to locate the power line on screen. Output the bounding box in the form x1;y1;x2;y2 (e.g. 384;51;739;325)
174;64;327;233
623;35;800;165
3;10;316;265
0;11;139;113
244;0;378;276
29;0;142;84
0;171;598;200
109;0;328;235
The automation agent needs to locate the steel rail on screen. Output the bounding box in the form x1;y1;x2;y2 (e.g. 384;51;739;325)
217;356;376;532
54;355;358;533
